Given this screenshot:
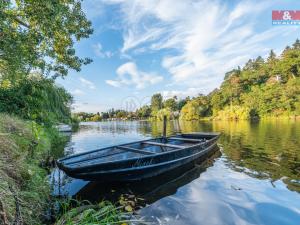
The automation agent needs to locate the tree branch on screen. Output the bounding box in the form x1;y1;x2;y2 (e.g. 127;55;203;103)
12;16;30;29
3;12;30;28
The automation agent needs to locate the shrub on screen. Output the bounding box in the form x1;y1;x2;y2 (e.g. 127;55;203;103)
215;106;251;120
0;74;72;126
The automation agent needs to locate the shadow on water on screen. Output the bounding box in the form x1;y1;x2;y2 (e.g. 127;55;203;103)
51;147;221;206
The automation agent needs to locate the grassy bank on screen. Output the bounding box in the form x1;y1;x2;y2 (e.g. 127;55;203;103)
0;114;140;225
0;114;55;224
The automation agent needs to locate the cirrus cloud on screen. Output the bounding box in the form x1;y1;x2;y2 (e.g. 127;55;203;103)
101;0;299;94
93;43;114;58
79;77;96;90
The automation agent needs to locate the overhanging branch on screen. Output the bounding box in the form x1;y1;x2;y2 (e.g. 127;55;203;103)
13;16;30;28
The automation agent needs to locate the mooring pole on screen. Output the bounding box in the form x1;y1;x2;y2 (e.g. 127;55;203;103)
163;115;167;141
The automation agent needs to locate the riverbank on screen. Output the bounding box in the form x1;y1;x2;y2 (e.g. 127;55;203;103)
0;114;54;224
0;114;132;224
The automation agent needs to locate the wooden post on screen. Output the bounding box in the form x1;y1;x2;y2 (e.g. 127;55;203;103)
163;115;167;140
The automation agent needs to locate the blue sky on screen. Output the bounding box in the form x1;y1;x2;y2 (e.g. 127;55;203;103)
57;0;300;113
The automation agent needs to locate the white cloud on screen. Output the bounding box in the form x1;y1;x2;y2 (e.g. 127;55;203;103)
71;89;85;96
79;77;96;90
93;43;113;58
102;0;299;94
161;88;201;99
106;62;163;89
72;102;107;113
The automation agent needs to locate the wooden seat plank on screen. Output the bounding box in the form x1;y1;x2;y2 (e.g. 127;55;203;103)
168;137;203;142
117;146;155;155
143;141;185;149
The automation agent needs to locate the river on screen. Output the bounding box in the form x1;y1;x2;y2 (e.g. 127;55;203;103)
51;120;300;225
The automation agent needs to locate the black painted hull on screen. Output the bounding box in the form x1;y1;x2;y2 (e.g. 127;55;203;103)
72;143;218;181
57;133;220;181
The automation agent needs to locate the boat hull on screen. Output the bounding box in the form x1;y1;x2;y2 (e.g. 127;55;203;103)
61;141;219;181
57;132;220;181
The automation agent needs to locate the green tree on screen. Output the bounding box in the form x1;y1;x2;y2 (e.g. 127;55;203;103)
0;0;93;79
90;114;101;121
267;50;277;63
156;108;172;121
163;97;177;111
180;100;201;121
209;39;300;119
136;105;151;118
116;110;126;118
151;93;163;112
292;39;300;50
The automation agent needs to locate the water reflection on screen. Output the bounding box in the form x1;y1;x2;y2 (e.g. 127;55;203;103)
140;158;300;225
52;120;300;225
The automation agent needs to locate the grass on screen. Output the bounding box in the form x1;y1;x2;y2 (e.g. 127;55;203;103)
0;113;63;224
0;114;146;225
55;200;144;225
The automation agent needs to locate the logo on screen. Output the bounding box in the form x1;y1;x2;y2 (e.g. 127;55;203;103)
272;10;300;25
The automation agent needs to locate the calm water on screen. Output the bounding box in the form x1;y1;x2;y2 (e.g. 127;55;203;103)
52;120;300;225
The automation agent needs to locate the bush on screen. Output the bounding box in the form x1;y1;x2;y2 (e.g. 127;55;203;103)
180;101;201;121
215;106;251;120
152;108;173;121
0;74;72;126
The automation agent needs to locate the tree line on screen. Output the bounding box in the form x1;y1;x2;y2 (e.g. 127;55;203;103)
78;39;300;121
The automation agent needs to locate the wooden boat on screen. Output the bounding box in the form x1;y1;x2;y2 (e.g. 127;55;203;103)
56;132;220;181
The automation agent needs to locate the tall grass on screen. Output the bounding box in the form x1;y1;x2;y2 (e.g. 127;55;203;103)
0;113;66;224
55;199;148;225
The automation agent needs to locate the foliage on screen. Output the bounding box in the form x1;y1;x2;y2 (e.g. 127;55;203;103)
75;109;130;121
0;74;72;126
90;113;102;122
182;39;300;120
55;198;147;225
180;100;201;121
136;105;151;119
56;201;121;225
151;93;163;113
75;112;96;121
163;96;178;111
154;108;173;121
214;106;251;120
0;0;93;79
180;95;211;120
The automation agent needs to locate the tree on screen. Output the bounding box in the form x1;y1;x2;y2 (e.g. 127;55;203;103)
156;108;173;121
116;110;126;118
180;100;201;120
292;39;300;50
0;0;93;79
151;93;163;112
224;67;241;80
267;50;277;63
136;105;151;118
164;97;177;111
90;114;101;121
177;98;187;110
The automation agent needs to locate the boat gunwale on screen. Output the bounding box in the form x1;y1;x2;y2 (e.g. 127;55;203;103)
71;141;218;176
58;132;220;162
58;133;220;172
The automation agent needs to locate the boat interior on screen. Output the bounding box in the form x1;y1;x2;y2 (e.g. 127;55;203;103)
61;134;214;167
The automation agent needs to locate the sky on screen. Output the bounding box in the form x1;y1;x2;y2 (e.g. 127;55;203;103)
56;0;300;113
